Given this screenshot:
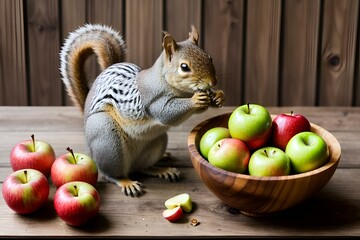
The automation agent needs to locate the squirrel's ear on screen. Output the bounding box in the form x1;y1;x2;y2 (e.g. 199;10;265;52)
163;33;178;62
188;25;199;45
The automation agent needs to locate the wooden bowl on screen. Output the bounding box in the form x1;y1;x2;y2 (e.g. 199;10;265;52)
187;113;341;216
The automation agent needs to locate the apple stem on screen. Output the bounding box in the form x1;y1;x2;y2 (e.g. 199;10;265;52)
74;185;79;197
66;147;77;164
290;111;293;116
24;170;28;183
264;149;268;157
247;103;250;114
31;134;35;152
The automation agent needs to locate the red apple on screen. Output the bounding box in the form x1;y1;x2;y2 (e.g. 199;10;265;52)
271;111;311;151
51;147;98;188
207;138;250;174
162;206;184;222
2;169;50;214
10;134;56;178
54;181;100;227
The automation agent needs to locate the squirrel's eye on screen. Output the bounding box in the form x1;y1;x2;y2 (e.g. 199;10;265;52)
180;63;191;72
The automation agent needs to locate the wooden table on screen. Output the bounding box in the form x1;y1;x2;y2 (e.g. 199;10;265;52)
0;106;359;238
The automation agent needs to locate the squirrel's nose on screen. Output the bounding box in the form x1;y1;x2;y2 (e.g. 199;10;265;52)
208;76;217;88
198;76;217;91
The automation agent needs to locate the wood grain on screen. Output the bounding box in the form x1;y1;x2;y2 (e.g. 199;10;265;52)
85;0;124;88
1;1;360;107
319;0;359;106
0;106;359;237
203;0;245;106
0;0;28;105
125;0;163;69
281;0;320;106
61;0;87;106
26;0;62;106
165;0;202;42
244;0;281;106
188;112;341;216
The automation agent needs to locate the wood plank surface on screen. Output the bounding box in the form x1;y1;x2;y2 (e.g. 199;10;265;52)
319;0;359;106
125;0;163;69
0;0;28;105
165;0;202;42
85;0;125;88
281;0;320;106
0;106;359;238
203;0;245;106
60;0;87;106
244;0;282;106
0;167;359;238
26;0;62;106
1;1;360;107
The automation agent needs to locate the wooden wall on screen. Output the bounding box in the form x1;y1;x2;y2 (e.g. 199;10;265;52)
0;0;359;107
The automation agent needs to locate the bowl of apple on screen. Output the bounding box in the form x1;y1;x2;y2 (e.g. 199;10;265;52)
187;104;341;217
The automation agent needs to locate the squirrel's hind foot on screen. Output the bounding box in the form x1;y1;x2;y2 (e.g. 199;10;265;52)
105;175;144;197
141;166;181;182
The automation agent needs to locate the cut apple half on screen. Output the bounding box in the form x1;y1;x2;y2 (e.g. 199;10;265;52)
162;206;183;222
164;193;192;213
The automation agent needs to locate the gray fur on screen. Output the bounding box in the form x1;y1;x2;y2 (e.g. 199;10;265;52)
61;24;225;197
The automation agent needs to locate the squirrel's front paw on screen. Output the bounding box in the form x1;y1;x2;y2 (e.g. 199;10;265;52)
210;89;225;107
192;91;211;108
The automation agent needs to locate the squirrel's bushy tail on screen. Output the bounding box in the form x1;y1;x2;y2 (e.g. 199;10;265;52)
60;24;126;111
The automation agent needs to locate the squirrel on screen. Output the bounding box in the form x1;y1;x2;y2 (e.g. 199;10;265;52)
60;23;225;197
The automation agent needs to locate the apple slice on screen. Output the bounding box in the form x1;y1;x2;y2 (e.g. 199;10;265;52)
162;206;183;222
164;193;192;213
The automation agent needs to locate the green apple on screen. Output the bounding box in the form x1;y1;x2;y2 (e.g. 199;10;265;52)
199;127;231;159
228;103;272;150
207;138;250;174
285;131;329;173
164;193;192;213
248;147;291;177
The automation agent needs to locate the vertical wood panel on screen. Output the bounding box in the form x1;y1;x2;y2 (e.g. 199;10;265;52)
281;0;320;106
356;2;360;106
1;0;360;107
244;0;281;106
165;0;202;42
319;0;359;106
61;0;86;34
87;0;124;29
26;0;62;105
0;0;28;105
60;0;124;106
85;0;124;99
203;0;244;106
61;0;87;106
125;0;163;69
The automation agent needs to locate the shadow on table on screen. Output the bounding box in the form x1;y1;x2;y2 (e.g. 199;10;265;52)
228;188;359;233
